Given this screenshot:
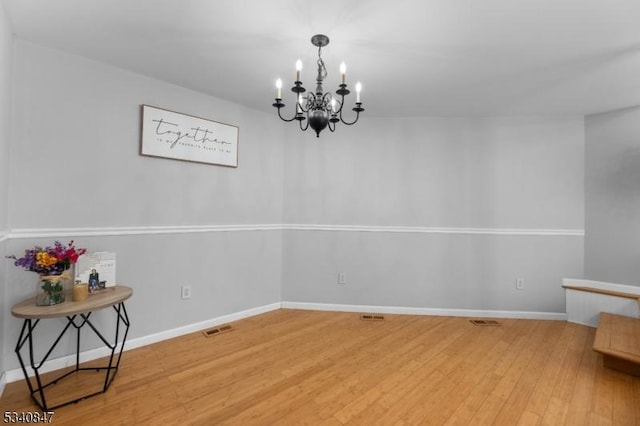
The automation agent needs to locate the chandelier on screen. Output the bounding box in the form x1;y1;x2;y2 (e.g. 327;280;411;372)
272;34;364;137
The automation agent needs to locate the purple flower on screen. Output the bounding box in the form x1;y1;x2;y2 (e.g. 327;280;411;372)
6;241;87;276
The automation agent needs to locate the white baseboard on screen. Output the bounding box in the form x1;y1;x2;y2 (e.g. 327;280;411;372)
0;371;6;398
281;301;567;321
124;302;281;352
4;302;282;383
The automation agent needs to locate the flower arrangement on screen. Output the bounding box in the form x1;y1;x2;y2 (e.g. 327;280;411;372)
7;240;87;276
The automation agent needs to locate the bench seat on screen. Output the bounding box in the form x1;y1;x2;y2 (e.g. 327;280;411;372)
593;312;640;376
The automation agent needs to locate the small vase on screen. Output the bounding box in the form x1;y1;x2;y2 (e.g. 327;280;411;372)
36;273;69;306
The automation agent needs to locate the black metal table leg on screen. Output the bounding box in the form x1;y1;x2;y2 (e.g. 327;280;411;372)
14;302;131;411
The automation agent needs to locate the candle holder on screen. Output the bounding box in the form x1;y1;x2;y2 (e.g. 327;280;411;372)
72;282;89;302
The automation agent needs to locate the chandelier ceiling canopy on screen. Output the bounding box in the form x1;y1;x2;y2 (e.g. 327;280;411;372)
273;34;364;137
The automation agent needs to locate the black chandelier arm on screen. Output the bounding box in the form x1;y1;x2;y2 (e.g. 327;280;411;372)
338;103;364;126
335;84;350;106
331;86;351;115
332;99;344;115
333;96;346;115
274;102;300;123
328;121;337;133
298;103;309;114
299;115;310;131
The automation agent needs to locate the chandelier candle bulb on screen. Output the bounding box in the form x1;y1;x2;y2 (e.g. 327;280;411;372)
331;98;336;112
276;78;282;99
340;62;346;84
295;59;302;81
356;82;362;103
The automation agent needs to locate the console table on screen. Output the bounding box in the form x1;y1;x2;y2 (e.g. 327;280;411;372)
11;285;132;410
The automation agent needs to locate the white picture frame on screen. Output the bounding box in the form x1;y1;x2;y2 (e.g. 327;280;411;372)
140;105;239;167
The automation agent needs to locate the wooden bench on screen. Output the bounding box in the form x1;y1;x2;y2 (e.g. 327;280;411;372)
593;312;640;376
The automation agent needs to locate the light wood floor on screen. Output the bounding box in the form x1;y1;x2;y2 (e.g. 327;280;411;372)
2;309;639;425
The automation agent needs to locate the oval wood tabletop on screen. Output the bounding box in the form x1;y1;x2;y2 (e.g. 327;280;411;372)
11;285;133;319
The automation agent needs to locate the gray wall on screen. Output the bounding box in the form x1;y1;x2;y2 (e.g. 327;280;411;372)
585;106;640;285
10;41;285;229
282;117;585;313
0;36;594;375
284;117;584;228
0;3;11;231
0;2;14;382
2;41;285;371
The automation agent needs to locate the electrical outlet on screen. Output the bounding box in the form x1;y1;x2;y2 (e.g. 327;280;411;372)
516;277;525;290
338;272;346;284
181;285;192;299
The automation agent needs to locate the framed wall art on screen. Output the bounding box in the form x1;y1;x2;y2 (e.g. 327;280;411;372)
140;105;239;167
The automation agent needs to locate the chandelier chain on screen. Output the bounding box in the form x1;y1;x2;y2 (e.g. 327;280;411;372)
317;45;328;83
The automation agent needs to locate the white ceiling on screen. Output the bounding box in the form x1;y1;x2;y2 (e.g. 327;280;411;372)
3;0;640;117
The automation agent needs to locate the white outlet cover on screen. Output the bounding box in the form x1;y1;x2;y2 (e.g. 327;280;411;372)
181;285;191;299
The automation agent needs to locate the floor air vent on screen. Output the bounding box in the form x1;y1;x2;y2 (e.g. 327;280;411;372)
469;319;501;326
360;314;385;321
203;324;233;337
